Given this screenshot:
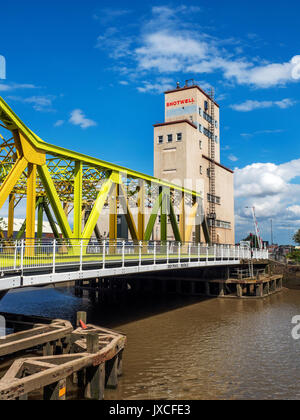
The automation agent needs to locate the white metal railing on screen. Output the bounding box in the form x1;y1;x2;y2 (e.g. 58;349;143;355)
0;239;269;275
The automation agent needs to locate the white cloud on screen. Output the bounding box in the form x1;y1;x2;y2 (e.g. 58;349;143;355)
7;95;55;112
241;129;284;138
234;159;300;242
0;82;37;92
137;78;174;94
69;109;97;129
119;81;129;86
231;98;296;112
93;8;131;25
54;120;64;127
96;6;300;90
228;154;238;162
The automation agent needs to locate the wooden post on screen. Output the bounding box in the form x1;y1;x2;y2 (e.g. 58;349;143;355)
76;311;87;327
256;283;263;297
117;350;123;377
219;282;225;297
263;282;270;296
236;284;243;298
87;333;99;354
105;354;119;389
85;364;105;400
44;378;67;400
43;341;54;356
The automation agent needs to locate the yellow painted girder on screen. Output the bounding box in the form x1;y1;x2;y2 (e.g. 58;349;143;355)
185;202;199;243
118;181;139;241
0;156;27;210
26;163;37;241
82;173;115;240
0;96;202;199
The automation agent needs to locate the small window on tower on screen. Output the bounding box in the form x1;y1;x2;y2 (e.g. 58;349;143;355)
200;166;203;175
199;124;202;133
167;134;173;143
177;133;182;142
204;100;208;111
199;140;202;149
207;168;210;178
158;136;163;144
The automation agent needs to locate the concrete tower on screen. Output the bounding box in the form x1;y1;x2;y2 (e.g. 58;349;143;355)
153;82;235;245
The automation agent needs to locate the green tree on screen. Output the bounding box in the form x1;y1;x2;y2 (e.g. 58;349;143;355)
0;217;6;230
293;229;300;245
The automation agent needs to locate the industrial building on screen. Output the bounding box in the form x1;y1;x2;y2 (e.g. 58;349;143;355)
153;81;235;244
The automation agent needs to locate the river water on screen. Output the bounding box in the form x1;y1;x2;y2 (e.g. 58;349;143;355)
1;286;300;400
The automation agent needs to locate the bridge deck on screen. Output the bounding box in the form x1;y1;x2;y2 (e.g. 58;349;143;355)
0;240;269;293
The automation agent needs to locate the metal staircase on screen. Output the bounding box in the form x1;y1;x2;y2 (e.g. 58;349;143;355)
208;88;216;244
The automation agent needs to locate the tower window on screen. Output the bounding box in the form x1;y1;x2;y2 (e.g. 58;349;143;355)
199;140;202;149
177;133;182;142
199;124;202;133
200;166;203;175
204;100;208;111
158;135;163;144
167;134;173;143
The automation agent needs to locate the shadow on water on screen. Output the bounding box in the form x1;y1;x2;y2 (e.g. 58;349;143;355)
0;285;214;329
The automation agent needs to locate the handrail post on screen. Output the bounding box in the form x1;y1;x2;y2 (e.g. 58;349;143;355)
178;242;181;265
20;239;24;274
80;239;83;272
221;244;223;261
167;241;169;265
153;241;157;265
14;241;17;270
139;241;142;267
198;243;200;262
103;240;106;269
122;241;125;268
206;244;209;263
52;239;56;274
188;243;191;263
214;244;217;262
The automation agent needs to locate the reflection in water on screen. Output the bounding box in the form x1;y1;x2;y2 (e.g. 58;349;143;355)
1;286;300;400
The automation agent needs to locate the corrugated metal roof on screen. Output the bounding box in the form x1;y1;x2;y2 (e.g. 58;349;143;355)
1;218;61;234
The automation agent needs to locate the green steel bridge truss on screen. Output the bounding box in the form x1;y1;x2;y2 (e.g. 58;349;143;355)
0;96;210;255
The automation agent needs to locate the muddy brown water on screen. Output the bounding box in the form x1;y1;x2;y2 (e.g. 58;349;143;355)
1;285;300;400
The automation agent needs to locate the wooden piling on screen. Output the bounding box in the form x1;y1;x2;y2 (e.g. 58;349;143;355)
85;364;105;400
236;284;243;298
44;378;67;401
105;354;119;389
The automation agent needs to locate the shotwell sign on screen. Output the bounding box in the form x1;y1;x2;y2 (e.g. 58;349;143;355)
166;98;195;107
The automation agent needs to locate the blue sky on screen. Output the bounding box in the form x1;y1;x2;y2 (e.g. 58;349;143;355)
0;0;300;244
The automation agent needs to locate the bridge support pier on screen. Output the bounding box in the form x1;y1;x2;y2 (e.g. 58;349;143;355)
263;282;270;296
176;280;182;295
256;283;263;297
219;283;225;297
205;282;210;296
236;284;243;298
